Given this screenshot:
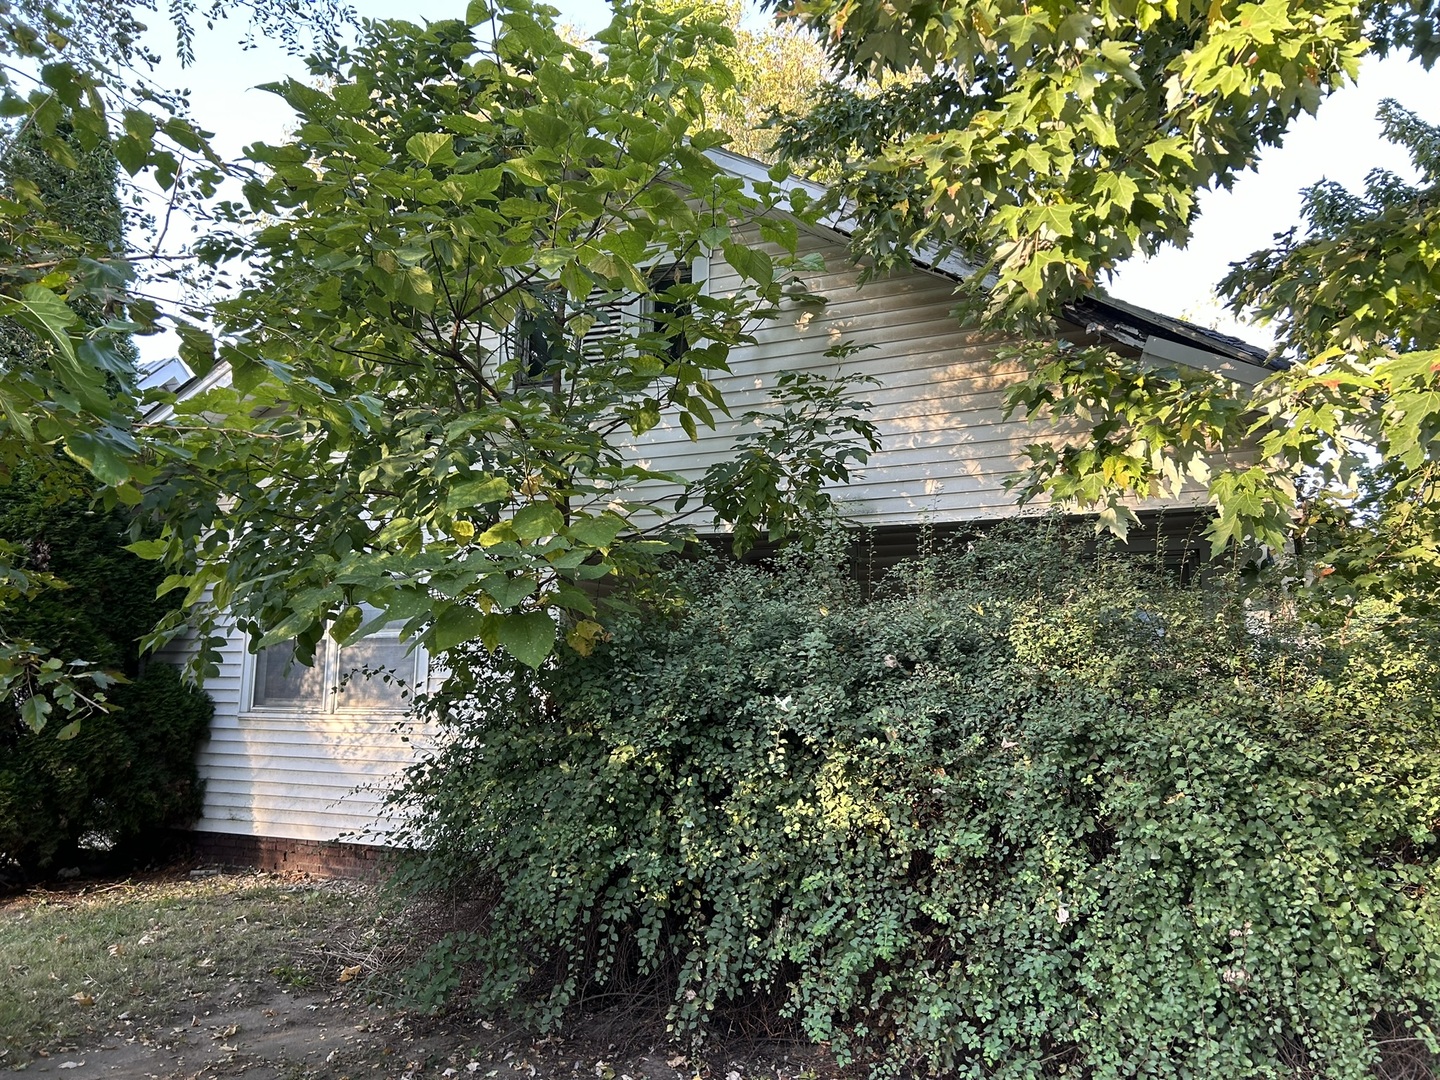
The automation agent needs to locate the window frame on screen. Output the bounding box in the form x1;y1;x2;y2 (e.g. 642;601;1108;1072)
242;623;427;719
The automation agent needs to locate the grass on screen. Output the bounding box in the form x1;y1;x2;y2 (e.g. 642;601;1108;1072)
0;869;839;1080
0;870;376;1064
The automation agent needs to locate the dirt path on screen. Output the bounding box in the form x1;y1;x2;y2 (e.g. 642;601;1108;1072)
9;985;826;1080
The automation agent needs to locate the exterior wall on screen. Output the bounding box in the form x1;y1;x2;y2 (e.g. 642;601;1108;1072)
165;620;436;849
189;830;397;881
628;226;1201;526
163;213;1249;865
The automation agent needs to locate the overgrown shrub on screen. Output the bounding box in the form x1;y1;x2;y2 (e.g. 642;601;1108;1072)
391;525;1440;1078
0;462;213;874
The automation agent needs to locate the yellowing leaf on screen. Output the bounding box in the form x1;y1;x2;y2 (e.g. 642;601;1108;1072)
565;618;605;656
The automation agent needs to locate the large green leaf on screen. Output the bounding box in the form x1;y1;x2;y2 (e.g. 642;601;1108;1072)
406;132;457;167
13;284;78;367
512;503;564;541
445;474;510;511
20;694;52;733
430;603;487;652
568;512;626;548
482;573;537;609
496;610;555;669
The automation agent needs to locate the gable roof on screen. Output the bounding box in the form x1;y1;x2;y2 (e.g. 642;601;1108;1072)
1062;294;1278;369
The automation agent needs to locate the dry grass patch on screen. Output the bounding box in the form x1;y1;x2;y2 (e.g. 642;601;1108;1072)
0;869;379;1065
0;869;834;1080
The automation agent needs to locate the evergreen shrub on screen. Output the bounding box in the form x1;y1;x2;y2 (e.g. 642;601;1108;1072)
0;463;213;873
392;525;1440;1078
0;664;213;870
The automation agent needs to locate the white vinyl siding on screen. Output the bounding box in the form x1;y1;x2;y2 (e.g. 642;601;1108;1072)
623;226;1207;527
166;212;1233;851
167;621;438;846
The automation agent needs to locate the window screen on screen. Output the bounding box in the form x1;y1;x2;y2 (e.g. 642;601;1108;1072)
251;640;328;709
335;636;416;711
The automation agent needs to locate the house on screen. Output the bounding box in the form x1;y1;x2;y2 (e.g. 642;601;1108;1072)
153;148;1275;877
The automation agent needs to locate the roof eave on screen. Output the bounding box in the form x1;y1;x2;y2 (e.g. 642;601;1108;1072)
703;146;1278;375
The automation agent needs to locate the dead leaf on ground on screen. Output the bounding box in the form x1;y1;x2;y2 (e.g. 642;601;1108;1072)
70;993;95;1007
107;943;125;957
338;964;363;983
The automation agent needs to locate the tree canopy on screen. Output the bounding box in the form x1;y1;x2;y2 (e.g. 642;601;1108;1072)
775;0;1436;323
135;2;871;675
0;0;880;720
8;0;1440;706
997;97;1440;613
1222;100;1440;607
686;0;832;164
0;1;345;725
0;0;341;486
0;121;135;730
776;0;1440;609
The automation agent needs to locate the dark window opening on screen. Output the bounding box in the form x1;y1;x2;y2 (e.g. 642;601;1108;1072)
646;262;692;363
514;262;694;381
515;291;563;386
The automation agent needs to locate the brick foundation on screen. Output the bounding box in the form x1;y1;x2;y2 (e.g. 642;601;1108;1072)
190;831;400;882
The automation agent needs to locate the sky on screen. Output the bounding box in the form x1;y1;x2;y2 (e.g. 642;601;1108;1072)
1106;51;1439;344
137;2;1440;356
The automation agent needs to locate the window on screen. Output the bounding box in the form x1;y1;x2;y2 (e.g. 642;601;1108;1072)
251;639;329;710
644;262;692;363
332;634;418;711
247;621;424;715
510;260;698;380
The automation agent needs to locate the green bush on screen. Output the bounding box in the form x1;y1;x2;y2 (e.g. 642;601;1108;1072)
392;526;1440;1078
0;663;213;870
0;462;213;873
